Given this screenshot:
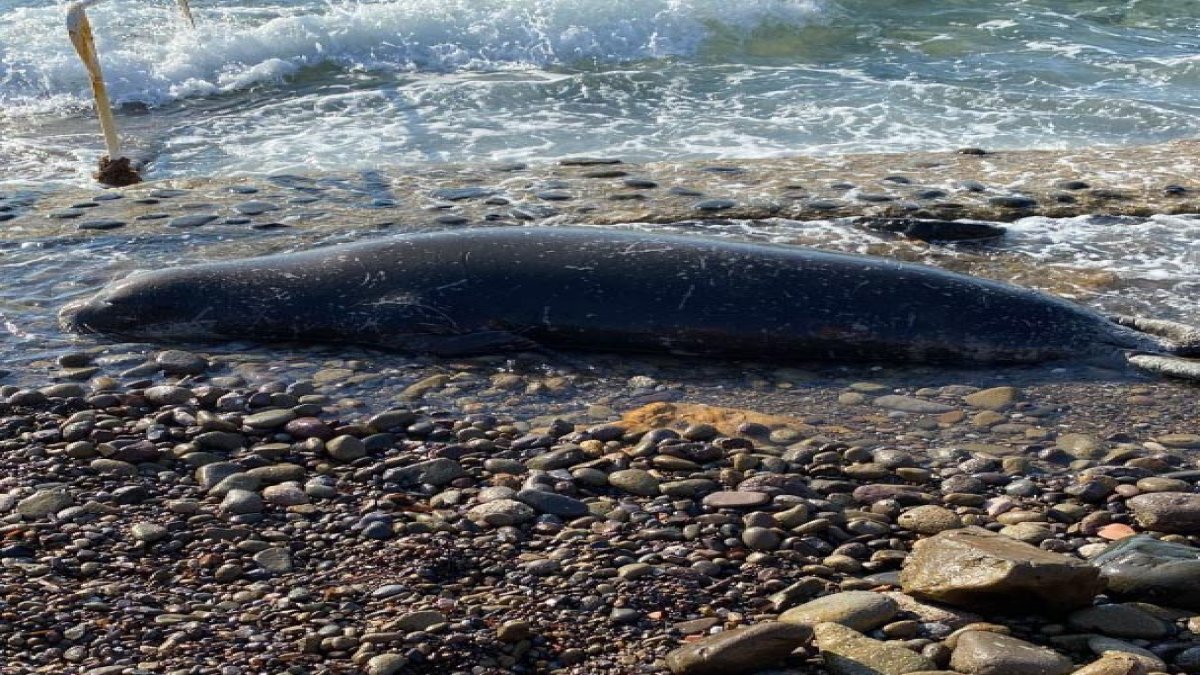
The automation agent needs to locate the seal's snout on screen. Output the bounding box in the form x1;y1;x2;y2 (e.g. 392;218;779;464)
60;295;138;336
58;297;102;334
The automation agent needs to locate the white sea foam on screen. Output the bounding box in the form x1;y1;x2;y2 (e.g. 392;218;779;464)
3;0;1200;186
0;0;833;114
1004;214;1200;321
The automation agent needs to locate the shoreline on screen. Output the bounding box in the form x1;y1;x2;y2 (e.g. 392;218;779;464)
4;139;1200;240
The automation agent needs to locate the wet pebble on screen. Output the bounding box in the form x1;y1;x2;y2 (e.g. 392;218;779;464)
77;219;126;230
168;214;219;228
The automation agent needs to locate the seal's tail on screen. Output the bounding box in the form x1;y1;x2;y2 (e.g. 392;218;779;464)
1110;315;1200;357
1126;353;1200;382
1110;315;1200;383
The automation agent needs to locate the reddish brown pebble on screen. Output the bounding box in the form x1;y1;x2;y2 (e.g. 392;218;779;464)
1098;524;1138;540
285;417;335;440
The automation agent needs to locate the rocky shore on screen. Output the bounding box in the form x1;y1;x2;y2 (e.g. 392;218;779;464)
1;347;1199;674
1;142;1199;673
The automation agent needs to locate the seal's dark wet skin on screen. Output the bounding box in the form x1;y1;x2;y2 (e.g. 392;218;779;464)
58;226;1196;375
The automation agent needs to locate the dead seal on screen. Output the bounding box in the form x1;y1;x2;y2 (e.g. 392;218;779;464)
58;226;1200;378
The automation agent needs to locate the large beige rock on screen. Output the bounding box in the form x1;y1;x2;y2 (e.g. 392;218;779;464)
899;527;1102;612
664;621;811;675
814;622;937;675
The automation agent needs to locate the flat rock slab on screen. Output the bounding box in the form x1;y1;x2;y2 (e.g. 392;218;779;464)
702;491;771;509
1090;534;1200;610
779;591;899;632
1126;492;1200;534
949;630;1073;675
814;622;936;675
664;621;811;675
899;527;1102;612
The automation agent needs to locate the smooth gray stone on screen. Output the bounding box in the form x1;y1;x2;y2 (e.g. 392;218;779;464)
950;630;1072;675
168;214;219;228
514;488;589;518
694;199;736;211
1091;534;1200;609
989;195;1038;208
1067;603;1171;639
78;219;126;230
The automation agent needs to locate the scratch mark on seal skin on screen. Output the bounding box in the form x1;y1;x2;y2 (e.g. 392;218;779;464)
677;284;695;311
435;279;469;291
190;306;213;324
622;243;673;255
542;305;552;327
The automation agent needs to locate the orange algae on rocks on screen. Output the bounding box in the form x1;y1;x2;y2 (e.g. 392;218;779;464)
620;401;814;438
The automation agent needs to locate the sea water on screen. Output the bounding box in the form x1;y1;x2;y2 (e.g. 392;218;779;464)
2;0;1200;186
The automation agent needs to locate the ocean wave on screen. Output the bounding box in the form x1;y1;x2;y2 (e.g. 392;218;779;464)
0;0;834;114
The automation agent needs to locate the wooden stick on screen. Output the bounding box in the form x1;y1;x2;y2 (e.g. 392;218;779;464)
66;0;120;160
66;0;198;185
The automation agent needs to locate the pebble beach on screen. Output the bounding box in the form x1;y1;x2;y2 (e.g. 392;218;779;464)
1;141;1199;674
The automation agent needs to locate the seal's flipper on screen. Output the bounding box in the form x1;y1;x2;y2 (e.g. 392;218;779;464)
1127;353;1200;382
385;331;543;356
1111;315;1200;356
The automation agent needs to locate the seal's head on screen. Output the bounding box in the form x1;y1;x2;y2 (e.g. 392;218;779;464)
59;268;228;341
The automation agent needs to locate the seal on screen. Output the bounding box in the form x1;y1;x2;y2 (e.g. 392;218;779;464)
58;226;1200;376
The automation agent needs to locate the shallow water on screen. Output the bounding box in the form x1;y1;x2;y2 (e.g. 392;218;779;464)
3;0;1200;186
